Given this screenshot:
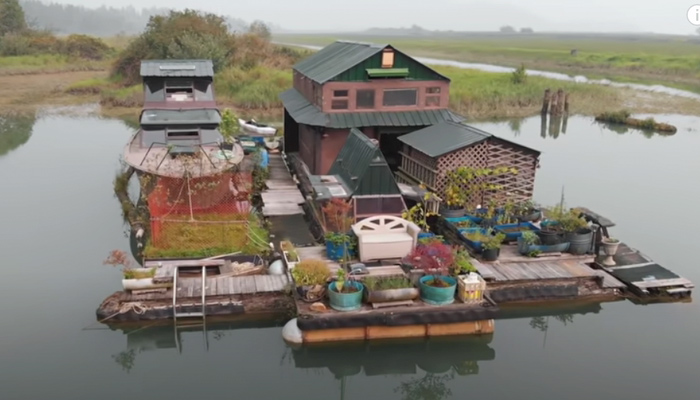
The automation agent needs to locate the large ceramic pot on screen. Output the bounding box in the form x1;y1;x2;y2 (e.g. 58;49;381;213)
482;248;500;261
418;275;457;305
328;281;364;311
601;239;621;266
440;206;466;218
565;227;594;255
536;228;565;245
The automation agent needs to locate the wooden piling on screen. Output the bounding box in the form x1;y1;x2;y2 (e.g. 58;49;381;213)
564;93;570;114
549;90;558;115
541;89;551;114
556;89;566;115
540;113;548;139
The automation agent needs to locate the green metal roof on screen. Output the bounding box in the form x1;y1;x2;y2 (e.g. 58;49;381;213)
140;59;214;78
280;89;464;129
140;108;222;126
397;120;540;157
328;129;401;196
293;41;450;84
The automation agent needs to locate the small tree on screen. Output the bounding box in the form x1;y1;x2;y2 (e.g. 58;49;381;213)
0;0;27;36
248;20;271;40
499;25;516;33
219;108;240;143
103;249;135;278
511;63;527;84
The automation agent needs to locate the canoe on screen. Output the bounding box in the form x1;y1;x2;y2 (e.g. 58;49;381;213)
239;118;277;136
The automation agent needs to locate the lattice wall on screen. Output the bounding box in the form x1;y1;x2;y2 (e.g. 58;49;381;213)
400;138;538;208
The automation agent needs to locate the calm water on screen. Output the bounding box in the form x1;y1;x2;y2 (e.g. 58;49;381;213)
1;112;699;400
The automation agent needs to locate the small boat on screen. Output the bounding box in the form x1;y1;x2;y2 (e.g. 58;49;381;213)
239;118;277;136
264;137;280;150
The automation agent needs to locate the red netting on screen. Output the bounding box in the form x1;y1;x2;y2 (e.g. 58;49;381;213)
144;171;266;257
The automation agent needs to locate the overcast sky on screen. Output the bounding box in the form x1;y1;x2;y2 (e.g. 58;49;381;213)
41;0;699;35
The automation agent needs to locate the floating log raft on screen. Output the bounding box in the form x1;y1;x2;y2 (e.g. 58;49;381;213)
595;111;677;133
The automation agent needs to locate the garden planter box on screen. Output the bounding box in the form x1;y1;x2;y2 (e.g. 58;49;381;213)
282;250;300;270
326;240;355;261
446;215;483;226
459;227;492;252
517;237;570;255
494;222;540;241
365;287;420;304
417;232;436;240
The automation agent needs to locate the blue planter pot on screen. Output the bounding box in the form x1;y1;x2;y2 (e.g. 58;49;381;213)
328;281;364;311
458;227;492;252
419;275;457;306
446;215;483;226
494;222;540;241
326;240;355;261
418;232;436;240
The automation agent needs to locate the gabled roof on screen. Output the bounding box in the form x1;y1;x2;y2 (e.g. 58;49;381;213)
140;59;214;78
139;109;222;126
293;41;449;84
280;89;463;128
328;129;401;196
397;120;540;157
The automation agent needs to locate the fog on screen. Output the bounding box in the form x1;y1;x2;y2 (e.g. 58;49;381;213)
21;0;699;35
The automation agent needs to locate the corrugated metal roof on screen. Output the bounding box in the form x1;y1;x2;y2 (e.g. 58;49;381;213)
280;89;464;129
397;120;492;157
140;59;214;77
293;41;386;84
328;129;401;196
140;109;222;126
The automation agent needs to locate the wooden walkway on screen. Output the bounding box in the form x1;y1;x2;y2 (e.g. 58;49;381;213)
262;153;305;216
599;243;694;294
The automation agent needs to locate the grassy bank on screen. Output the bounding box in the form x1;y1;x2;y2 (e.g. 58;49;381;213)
274;34;700;93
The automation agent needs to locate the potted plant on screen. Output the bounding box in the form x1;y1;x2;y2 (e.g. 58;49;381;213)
517;231;540;254
327;269;364;311
321;198;356;261
280;240;300;269
461;229;493;253
601;237;620;266
219;108;240;150
559;209;593;255
402;202;436;240
103;249;162;291
441;166;518;219
406;241;457;305
291;259;331;302
363;275;419;305
452;247;477;276
518;231;570;255
513;200;542;222
481;233;505;262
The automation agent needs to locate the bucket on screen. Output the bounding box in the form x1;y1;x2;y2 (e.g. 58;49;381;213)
327;281;364;311
565;228;593;255
419;275;457;305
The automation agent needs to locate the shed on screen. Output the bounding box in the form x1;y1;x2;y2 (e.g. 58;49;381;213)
312;129;406;220
396;120;540;206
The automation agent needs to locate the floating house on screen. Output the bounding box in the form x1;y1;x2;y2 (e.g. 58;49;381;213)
140;59;217;109
396;120;541;205
309;129;406;220
280;41;463;175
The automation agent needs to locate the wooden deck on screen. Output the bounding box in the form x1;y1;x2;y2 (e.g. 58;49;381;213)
123;132;245;178
598;243;694;295
262;153;305;216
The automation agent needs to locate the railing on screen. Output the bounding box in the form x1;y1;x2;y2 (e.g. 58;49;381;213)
138;141;220;171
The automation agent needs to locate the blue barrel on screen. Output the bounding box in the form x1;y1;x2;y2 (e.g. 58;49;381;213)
259;148;269;168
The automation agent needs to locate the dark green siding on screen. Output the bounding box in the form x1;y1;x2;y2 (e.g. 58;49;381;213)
332;49;446;82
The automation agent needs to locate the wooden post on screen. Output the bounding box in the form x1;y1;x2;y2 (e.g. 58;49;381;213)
562;113;568;134
540;113;547;139
541;89;551;114
557;89;566;115
564;93;570;114
549;90;558;115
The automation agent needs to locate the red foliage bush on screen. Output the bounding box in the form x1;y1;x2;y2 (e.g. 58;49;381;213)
405;242;455;274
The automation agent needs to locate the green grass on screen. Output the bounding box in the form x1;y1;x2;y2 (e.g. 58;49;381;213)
275;33;700;93
215;65;292;110
0;54;108;74
65;77;108;94
100;84;142;108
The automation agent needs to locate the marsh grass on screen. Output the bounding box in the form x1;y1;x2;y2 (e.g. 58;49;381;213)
215;65;292;110
100;84;142;108
0;54;108;75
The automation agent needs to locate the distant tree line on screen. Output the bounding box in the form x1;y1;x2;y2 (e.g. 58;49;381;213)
18;0;255;36
499;25;534;34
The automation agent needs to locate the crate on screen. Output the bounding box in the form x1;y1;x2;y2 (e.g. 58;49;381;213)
457;274;486;304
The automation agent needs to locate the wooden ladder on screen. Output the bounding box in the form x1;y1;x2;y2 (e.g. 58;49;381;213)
172;265;209;353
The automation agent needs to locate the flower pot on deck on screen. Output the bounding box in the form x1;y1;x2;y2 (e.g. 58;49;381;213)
296;284;325;303
327;281;364;311
516;209;542;222
459;227;491;253
481;248;500;262
440;206;466;218
517;237;570;255
565;227;594;255
536;222;565;245
325;240;354;261
601;239;620;266
418;275;457;306
282;250;300;270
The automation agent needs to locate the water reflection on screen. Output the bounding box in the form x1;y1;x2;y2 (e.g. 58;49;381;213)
0;113;36;157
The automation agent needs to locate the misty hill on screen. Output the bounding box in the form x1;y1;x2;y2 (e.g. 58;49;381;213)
19;1;252;36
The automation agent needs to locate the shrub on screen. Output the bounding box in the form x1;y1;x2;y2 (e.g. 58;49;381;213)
60;34;111;60
292;259;331;286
